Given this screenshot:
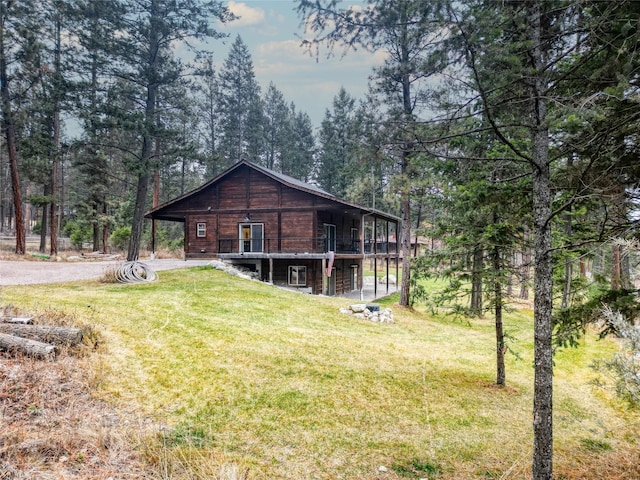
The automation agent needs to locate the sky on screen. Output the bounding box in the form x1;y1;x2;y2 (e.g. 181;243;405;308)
210;1;385;128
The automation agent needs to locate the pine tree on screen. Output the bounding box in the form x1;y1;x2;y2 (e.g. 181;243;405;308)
106;0;231;261
263;82;290;171
0;0;50;254
298;0;447;306
285;105;315;181
315;87;357;197
217;35;264;167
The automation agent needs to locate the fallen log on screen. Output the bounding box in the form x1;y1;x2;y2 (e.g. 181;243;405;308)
0;324;83;346
0;316;33;324
0;333;56;358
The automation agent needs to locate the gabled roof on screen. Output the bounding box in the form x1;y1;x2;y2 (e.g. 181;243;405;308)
145;160;399;222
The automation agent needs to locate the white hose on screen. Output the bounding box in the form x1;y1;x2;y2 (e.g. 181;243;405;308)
114;261;158;283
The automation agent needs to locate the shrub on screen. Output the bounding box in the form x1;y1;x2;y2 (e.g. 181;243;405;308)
64;221;92;250
110;226;131;251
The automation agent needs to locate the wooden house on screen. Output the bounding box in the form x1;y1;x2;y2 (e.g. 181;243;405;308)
145;161;400;297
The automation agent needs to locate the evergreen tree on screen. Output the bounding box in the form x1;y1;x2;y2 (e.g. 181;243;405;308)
106;0;231;261
67;0;121;252
217;35;264;167
285;105;315;181
195;57;223;177
0;0;45;254
263;82;290;171
298;0;447;306
315;87;357;197
441;1;640;476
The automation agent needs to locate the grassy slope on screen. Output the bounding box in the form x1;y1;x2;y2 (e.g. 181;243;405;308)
2;266;638;479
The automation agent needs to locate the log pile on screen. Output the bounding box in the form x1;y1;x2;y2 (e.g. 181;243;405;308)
0;316;83;359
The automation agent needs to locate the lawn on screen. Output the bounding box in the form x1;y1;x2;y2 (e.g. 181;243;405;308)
1;265;638;479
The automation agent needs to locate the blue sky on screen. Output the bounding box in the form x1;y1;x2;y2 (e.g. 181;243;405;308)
211;1;385;127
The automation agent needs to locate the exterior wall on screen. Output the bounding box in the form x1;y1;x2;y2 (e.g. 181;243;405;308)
182;165;357;256
280;211;315;252
269;258;362;295
187;214;217;255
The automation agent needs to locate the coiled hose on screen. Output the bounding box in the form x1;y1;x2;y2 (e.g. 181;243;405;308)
114;261;158;283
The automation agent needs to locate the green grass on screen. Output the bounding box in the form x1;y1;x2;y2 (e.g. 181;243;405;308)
2;266;638;479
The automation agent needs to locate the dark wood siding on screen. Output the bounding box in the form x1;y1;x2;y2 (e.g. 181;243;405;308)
187;215;218;254
248;169;280;209
218;169;248;209
151;162;394;296
281;211;315;252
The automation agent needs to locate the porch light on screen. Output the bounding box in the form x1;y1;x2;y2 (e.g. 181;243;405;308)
243;213;251;222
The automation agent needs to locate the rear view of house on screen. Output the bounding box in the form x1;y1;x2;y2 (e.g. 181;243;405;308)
145;161;400;297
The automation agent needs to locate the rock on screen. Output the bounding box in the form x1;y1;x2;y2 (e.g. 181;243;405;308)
342;304;393;323
209;260;227;270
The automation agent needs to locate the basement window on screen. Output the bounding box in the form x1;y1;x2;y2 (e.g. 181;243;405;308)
288;266;307;286
196;222;206;238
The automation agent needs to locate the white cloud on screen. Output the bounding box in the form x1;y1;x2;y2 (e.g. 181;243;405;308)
226;1;266;28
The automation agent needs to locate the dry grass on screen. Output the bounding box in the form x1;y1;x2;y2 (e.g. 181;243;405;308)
0;308;153;480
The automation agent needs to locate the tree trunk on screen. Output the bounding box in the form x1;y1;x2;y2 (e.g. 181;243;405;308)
0;3;25;255
39;198;47;253
0;324;82;346
0;332;56;358
50;3;61;257
399;168;412;306
398;7;413;307
493;244;505;386
621;244;631;289
611;243;621;290
102;202;108;253
127;0;160;262
127;172;151;261
528;2;553;478
520;229;531;300
470;244;483;315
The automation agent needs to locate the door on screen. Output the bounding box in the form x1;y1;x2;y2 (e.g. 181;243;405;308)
240;224;263;253
324;224;336;252
350;265;358;291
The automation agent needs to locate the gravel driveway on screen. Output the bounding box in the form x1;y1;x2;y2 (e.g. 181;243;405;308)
0;258;212;285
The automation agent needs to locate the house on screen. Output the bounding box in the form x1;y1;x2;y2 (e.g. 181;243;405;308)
145;160;400;297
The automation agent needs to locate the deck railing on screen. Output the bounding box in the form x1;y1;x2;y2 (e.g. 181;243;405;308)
217;237;397;255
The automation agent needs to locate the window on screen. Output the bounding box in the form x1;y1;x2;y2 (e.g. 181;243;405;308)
288;266;307;286
196;222;206;238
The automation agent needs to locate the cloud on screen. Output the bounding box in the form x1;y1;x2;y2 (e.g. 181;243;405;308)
226;1;266;28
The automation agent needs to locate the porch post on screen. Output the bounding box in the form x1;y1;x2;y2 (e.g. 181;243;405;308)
269;257;273;284
151;217;156;259
361;213;366;300
386;220;390;294
396;220;400;294
322;255;327;295
374;217;378;299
